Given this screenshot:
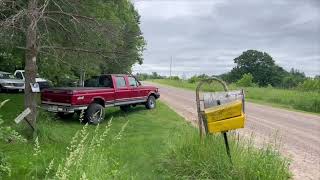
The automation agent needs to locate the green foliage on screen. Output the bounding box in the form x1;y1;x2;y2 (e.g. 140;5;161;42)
297;78;320;92
0;49;23;72
236;73;255;87
160;130;291;179
0;151;11;178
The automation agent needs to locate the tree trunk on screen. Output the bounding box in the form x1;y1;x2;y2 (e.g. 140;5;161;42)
25;0;38;133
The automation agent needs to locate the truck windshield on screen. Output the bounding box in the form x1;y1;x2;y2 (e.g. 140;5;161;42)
0;73;15;79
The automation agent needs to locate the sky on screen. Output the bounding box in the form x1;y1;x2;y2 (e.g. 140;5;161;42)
132;0;320;77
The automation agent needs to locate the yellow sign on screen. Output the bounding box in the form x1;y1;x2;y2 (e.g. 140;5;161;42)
204;100;245;133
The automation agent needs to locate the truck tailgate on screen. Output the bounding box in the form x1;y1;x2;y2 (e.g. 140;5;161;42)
41;88;73;105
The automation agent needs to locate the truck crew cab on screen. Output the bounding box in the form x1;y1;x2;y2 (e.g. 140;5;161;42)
41;74;160;124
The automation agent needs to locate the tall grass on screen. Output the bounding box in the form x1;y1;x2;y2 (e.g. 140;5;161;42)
159;129;291;180
31;118;130;179
150;79;320;113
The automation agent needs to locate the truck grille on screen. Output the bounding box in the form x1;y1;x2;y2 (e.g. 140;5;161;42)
14;83;24;87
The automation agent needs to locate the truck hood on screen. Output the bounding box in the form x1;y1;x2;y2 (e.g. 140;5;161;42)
0;79;25;84
36;78;48;82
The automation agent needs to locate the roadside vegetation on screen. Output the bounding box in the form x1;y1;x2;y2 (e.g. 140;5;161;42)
0;94;290;179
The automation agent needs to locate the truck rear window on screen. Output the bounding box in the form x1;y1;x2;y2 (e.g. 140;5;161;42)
85;75;113;88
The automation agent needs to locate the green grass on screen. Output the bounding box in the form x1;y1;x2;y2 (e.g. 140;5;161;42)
149;79;320;114
0;93;290;179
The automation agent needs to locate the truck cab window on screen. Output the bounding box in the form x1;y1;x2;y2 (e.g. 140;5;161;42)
128;77;138;87
116;76;126;88
16;72;23;79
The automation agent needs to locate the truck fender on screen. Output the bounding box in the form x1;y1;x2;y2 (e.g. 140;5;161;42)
91;97;106;107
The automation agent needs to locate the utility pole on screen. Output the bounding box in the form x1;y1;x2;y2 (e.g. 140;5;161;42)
170;56;173;79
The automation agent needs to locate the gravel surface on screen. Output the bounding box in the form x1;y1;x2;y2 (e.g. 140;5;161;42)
145;82;320;180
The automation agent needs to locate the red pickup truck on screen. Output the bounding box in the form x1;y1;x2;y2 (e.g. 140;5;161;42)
41;74;160;124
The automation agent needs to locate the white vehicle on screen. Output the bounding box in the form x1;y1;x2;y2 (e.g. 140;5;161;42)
14;70;51;90
0;71;25;92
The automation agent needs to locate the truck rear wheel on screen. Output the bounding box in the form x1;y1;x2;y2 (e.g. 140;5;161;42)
145;96;156;109
84;103;105;125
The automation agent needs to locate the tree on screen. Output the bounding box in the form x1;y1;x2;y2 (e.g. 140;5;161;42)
0;0;145;133
230;50;286;86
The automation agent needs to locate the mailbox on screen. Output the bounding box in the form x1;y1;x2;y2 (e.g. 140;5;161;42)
196;78;246;162
196;78;246;135
204;100;245;133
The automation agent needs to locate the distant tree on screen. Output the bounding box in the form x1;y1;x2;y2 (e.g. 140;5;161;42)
171;76;180;80
297;78;320;92
236;73;255;87
281;68;306;88
230;50;286;86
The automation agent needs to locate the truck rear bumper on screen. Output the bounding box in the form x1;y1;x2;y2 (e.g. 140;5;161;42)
41;102;87;113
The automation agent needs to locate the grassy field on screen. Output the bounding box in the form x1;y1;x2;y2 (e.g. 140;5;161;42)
0;93;290;179
149;79;320;114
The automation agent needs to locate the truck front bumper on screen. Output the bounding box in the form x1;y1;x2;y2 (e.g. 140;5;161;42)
41;102;87;113
154;92;160;99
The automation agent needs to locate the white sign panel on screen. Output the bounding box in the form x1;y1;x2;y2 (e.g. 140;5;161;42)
14;108;31;124
30;83;40;93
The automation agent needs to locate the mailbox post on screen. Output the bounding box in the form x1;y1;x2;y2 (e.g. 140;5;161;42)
196;77;246;163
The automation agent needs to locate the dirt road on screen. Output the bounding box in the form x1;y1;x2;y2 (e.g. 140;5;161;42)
146;82;320;180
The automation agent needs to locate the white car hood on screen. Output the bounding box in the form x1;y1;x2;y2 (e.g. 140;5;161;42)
36;78;48;82
0;79;25;84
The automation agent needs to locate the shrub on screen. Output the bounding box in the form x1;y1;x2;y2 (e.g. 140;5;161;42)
237;73;255;87
297;78;320;92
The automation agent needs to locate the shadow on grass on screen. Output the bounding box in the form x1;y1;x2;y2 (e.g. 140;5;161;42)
49;105;147;125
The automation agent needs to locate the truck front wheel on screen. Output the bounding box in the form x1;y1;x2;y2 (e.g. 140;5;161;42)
84;103;105;125
145;96;156;109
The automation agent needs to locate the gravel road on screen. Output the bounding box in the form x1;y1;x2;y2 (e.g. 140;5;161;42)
145;82;320;180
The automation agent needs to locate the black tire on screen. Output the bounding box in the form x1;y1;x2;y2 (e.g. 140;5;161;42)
145;96;156;109
57;112;74;119
84;103;105;125
120;105;130;112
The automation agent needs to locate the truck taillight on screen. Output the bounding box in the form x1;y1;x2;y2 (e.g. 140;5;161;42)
155;88;159;93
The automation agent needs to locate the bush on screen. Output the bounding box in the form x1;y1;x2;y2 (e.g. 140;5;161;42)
297;78;320;92
237;73;255;87
171;76;180;80
159;129;291;179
